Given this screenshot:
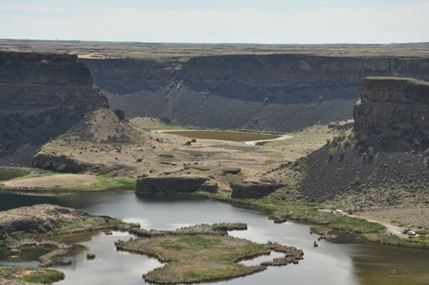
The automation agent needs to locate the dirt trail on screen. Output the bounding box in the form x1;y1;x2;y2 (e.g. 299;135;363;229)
350;214;408;238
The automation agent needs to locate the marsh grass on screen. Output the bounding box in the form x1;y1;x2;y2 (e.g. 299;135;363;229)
0;167;136;192
187;191;429;249
121;234;269;284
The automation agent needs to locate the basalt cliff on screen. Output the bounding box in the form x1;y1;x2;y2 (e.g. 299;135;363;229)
81;54;429;132
298;77;429;210
0;51;108;166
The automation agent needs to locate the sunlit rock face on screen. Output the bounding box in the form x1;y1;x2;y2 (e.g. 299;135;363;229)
354;77;429;131
0;51;108;109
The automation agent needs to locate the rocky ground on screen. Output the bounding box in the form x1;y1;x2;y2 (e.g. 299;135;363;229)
2;40;429;60
0;204;133;239
26;109;342;192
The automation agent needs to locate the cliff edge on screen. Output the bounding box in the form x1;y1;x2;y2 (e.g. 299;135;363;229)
354;77;429;131
0;51;109;166
296;77;429;211
0;51;108;108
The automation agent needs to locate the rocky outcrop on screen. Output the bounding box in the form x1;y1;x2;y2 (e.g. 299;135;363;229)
230;181;284;198
0;51;108;109
354;77;429;131
0;51;109;166
0;204;89;237
136;176;217;194
298;77;429;207
32;154;91;173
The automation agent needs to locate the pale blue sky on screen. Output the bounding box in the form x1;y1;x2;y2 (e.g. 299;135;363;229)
1;0;428;43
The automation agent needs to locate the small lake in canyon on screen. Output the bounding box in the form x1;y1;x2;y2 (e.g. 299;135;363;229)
163;130;281;142
0;192;429;285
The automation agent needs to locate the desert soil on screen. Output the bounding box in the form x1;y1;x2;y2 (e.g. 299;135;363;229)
354;208;429;236
6;112;427;232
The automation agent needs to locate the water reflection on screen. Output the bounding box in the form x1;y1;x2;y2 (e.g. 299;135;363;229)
53;231;162;285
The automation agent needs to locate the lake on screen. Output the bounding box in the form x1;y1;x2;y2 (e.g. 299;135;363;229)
0;169;27;181
163;130;280;142
0;192;429;285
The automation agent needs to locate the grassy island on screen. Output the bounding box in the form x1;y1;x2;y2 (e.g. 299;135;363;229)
116;223;304;284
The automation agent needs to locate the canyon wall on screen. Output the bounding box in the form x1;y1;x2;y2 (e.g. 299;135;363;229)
299;77;429;205
0;51;108;166
0;51;108;109
80;55;429;131
354;77;429;131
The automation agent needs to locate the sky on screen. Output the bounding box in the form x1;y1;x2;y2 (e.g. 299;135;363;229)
1;0;428;44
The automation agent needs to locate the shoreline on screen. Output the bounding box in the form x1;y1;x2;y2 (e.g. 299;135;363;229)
0;173;427;251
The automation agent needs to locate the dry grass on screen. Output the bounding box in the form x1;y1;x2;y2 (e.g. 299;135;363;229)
1;40;429;60
2;174;97;188
119;232;301;284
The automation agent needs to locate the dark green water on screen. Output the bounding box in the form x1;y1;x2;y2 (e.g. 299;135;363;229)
164;130;280;142
0;169;27;181
0;192;429;285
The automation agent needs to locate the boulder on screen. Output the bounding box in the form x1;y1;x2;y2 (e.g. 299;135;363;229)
221;168;241;175
136;176;210;194
87;253;96;260
201;181;218;193
230;181;284;198
113;109;125;120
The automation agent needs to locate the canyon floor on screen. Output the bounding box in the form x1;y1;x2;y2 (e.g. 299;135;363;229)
17;110;339;192
2;111;428;233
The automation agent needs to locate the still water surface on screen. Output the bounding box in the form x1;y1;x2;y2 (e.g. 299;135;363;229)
0;192;428;285
0;169;27;181
163;130;280;142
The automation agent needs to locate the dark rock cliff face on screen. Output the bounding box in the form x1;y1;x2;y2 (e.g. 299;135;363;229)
80;55;429;131
230;181;284;198
354;77;429;131
0;52;108;166
136;176;216;194
298;77;429;207
0;52;108;108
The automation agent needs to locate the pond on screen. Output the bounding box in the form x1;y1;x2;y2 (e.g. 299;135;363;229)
163;130;280;142
0;192;429;285
0;168;27;181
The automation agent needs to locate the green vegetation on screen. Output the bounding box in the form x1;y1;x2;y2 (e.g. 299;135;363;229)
54;216;129;234
184;191;429;250
1;233;15;244
0;267;65;284
0;167;136;192
118;229;300;284
88;177;136;191
328;215;385;233
363;233;429;249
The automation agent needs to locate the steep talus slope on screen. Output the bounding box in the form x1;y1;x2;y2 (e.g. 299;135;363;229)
0;51;108;166
80;55;429;131
298;77;429;210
